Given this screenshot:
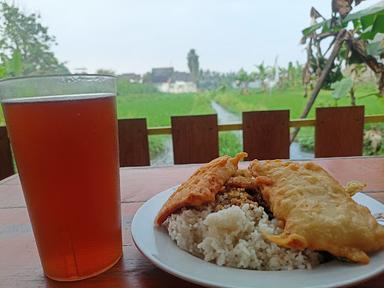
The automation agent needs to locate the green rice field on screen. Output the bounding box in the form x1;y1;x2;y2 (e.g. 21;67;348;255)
1;81;383;158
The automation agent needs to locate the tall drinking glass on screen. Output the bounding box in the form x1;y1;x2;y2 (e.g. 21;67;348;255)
0;75;122;281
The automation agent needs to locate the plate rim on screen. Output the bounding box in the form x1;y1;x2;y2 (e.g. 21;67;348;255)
131;186;384;288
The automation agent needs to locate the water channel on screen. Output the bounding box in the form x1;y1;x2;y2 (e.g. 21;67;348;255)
211;101;314;160
151;101;314;166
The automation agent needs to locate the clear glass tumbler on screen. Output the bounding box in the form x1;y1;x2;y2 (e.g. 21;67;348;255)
0;75;122;281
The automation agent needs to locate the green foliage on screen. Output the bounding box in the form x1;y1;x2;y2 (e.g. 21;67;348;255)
363;124;384;155
301;1;384;102
96;69;116;76
298;133;315;152
199;70;237;91
331;77;353;101
4;50;23;76
0;2;69;77
213;84;384;154
116;82;213;127
213;85;383;118
310;56;344;89
0;65;5;78
255;62;269;91
236;69;250;83
219;132;241;157
358;11;384;40
149;136;167;160
302;3;384;37
235;68;255;94
366;40;384;57
276;62;303;89
117;80;158;96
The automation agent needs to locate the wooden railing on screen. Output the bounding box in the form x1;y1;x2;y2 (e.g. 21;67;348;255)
146;113;384;134
1;107;384;180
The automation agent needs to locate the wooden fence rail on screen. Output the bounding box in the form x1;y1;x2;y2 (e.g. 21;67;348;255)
147;113;384;134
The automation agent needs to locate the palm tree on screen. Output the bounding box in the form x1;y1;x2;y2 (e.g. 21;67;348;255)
236;69;255;94
256;63;268;92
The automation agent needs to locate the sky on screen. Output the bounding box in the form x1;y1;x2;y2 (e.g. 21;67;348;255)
13;0;383;74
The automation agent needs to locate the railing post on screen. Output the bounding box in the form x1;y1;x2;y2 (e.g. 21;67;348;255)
0;126;15;180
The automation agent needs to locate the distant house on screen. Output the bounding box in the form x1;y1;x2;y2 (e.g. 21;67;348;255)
119;73;142;83
171;71;192;82
150;67;197;93
151;67;174;83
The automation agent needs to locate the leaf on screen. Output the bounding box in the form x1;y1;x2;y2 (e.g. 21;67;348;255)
366;40;384;57
360;14;384;40
310;7;324;19
302;2;384;36
352;19;361;30
303;22;324;36
371;14;384;34
0;65;6;78
321;21;333;33
344;3;384;22
0;2;69;75
4;50;23;76
331;77;353;100
360;14;376;30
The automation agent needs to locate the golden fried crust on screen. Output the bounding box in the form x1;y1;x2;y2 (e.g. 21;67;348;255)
154;152;247;225
226;169;259;190
249;159;384;264
344;181;367;196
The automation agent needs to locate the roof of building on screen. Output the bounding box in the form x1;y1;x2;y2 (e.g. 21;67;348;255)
151;67;174;83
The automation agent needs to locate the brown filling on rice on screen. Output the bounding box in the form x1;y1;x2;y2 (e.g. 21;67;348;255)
212;187;258;212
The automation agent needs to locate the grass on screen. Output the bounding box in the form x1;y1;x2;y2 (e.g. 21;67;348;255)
116;82;218;158
213;84;384;118
117;90;213;127
213;84;384;154
219;131;242;157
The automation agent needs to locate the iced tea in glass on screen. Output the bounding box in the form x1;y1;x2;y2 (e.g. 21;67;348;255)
0;75;122;281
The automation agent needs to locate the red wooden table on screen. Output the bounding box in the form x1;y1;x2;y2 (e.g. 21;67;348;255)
1;156;384;287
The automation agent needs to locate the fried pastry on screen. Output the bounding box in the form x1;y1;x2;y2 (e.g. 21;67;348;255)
250;160;384;264
226;169;259;190
155;152;247;225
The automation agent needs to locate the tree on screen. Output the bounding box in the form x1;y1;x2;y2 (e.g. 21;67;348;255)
0;2;69;77
255;62;269;91
277;66;288;89
291;0;384;141
96;69;116;76
236;68;255;95
187;49;199;85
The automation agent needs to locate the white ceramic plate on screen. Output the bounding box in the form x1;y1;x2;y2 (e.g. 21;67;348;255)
131;187;384;288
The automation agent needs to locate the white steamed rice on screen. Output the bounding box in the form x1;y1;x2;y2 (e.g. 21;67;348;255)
167;203;320;270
